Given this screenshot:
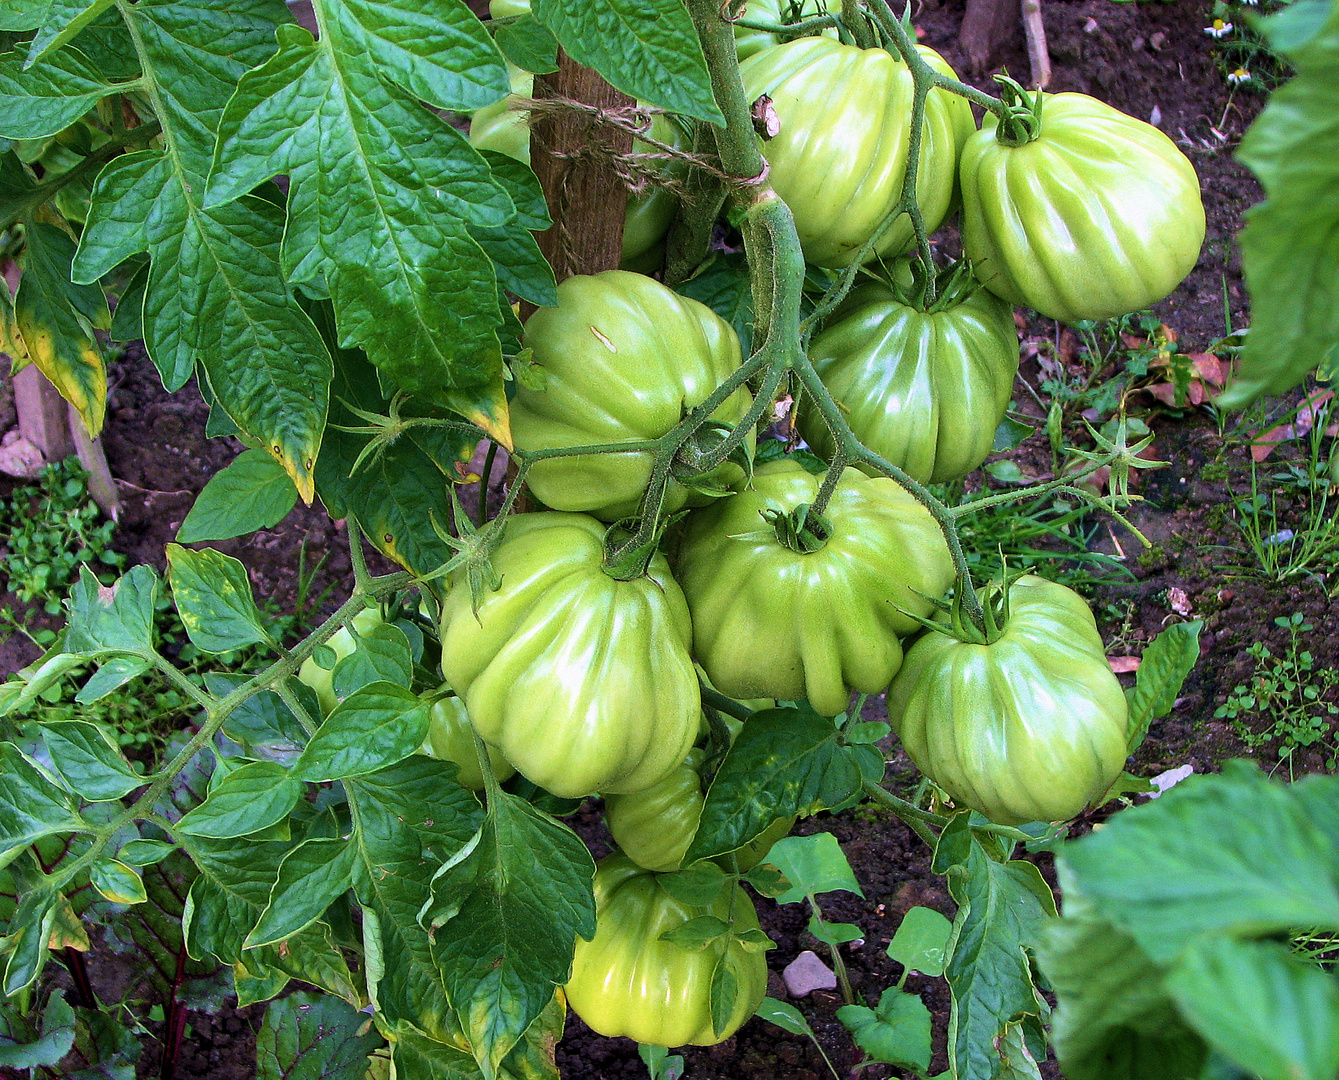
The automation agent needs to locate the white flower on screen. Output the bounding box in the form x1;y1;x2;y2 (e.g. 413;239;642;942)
1227;66;1253;83
1205;18;1233;35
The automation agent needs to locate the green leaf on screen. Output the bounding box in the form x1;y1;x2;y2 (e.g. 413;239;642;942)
658;860;729;907
291;682;430;782
390;1026;489;1078
425;789;595;1075
0;743;87;869
177;450;298;543
177;761;302;840
182;836;293;963
330;623;413;700
1223;0;1339;406
75;656;152;704
993;416;1034;453
1058;766;1339;964
469;224;557;308
26;0;117;65
531;0;723;125
659;915;730;951
205;673;311;763
944;843;1055;1080
709;952;739;1039
765;832;864;905
205;13;516;399
256;991;384;1080
494;16;558;73
40;719;143;801
90;856;147;904
166;543;272;654
676;252;753;355
685;707;870;864
0;993;75;1069
63;563;157;656
15;220;108;435
808;914;862;946
0;43;138;139
1038;898;1206;1080
118;838;175;866
755;996;813;1037
3;887;57;994
245;837;358;948
345;757;484;1044
996;1019;1043;1080
1125;621;1202;753
0;2;48;31
836;987;932;1072
71;1;330;499
887;906;953;979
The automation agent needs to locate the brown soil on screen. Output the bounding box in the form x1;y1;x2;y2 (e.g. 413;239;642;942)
3;0;1334;1077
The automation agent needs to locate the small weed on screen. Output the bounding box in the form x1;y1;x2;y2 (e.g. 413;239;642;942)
1213;613;1339;774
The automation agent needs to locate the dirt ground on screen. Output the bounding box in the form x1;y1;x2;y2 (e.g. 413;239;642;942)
2;0;1333;1076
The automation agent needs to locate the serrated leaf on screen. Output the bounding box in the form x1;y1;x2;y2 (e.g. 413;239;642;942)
709;952;738;1039
659;915;729;951
0;743;87;869
291;682;430;782
424;789;595;1075
477;150;550;231
390;1026;488;1078
182;836;292;963
494;16;558;73
685;707;869;864
90;857;147;904
71;1;329;498
0;2;48;32
166;544;272;654
205;12;517;399
26;0;117;65
755;996;812;1037
0;43;137;138
63;563;157;656
1166;937;1339;1080
330;623;413;700
470;225;556;310
530;0;722;125
245;837;358;948
15;220;107;435
887;905;952;979
3;887;57;994
742;863;789;898
765;832;863;905
1058;766;1339;965
177;449;298;543
1224;0;1339;406
177;761;302;840
1125;621;1202;753
944;844;1055;1080
836;987;932;1071
256;991;384;1080
40;719;143;801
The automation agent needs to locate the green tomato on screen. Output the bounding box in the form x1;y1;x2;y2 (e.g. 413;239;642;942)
439;512;699;798
511;271;752;521
605;750;706;872
799;266;1020;484
468;64;682;267
887;575;1129;825
566;854;769;1046
959;93;1205;324
675;459;955;717
296;607;385;715
733;0;842;59
420;693;515;790
739;37;974;267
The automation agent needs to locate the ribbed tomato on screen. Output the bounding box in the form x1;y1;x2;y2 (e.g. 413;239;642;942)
419;693;515;791
740;37;974;267
959;92;1205;324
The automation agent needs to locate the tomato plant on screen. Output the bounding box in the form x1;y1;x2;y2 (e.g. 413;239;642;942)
0;0;1332;1076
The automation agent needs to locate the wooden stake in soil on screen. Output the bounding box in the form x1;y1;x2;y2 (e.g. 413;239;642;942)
1022;0;1053;89
528;50;634;289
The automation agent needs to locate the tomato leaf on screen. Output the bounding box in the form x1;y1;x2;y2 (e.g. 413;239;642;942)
0;743;86;871
330;623;413;701
291;683;430;782
886;906;953;979
63;563;157;657
90;857;147;905
425;789;595;1076
494;15;559;74
1225;0;1339;406
166;544;273;654
660;915;730;951
177;450;299;544
676;252;754;356
659;860;729;906
765;833;863;905
944;843;1054;1080
74;656;152;705
836;987;932;1071
0;993;75;1069
1124;620;1202;754
2;887;58;995
755;996;813;1036
204;6;516;399
684;707;871;864
245;837;359;948
255;991;384;1080
40;719;143;801
177;761;302;840
205;674;311;765
708;953;739;1039
0;40;131;138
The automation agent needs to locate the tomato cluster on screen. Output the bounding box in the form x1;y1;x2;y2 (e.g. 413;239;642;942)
353;15;1200;1050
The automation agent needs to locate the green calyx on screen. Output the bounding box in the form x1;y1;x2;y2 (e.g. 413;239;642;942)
902;564;1030;645
887;256;987;314
602;516;673;581
990;73;1044;147
671;420;754;497
762;502;832;553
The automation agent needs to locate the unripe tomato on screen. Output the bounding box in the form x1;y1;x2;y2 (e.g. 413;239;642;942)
800;266;1019;484
675;459;955;716
733;0;842;60
439;512;699;798
296;607;385;715
511;271;752;521
565;855;769;1046
739;37;974;267
605;750;706;872
419;693;515;790
959;93;1205;324
887;575;1129;825
468;63;681;267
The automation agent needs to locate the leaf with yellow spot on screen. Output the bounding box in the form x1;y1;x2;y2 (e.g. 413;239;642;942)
443;375;512;450
15;221;108;435
166;543;273;655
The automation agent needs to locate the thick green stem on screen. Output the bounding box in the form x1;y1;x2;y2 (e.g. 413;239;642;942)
477;439;500;527
861;781;944;847
700;684;756;722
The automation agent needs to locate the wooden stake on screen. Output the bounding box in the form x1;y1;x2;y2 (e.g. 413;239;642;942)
1022;0;1052;89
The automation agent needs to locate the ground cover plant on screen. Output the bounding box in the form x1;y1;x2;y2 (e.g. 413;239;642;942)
0;0;1337;1078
